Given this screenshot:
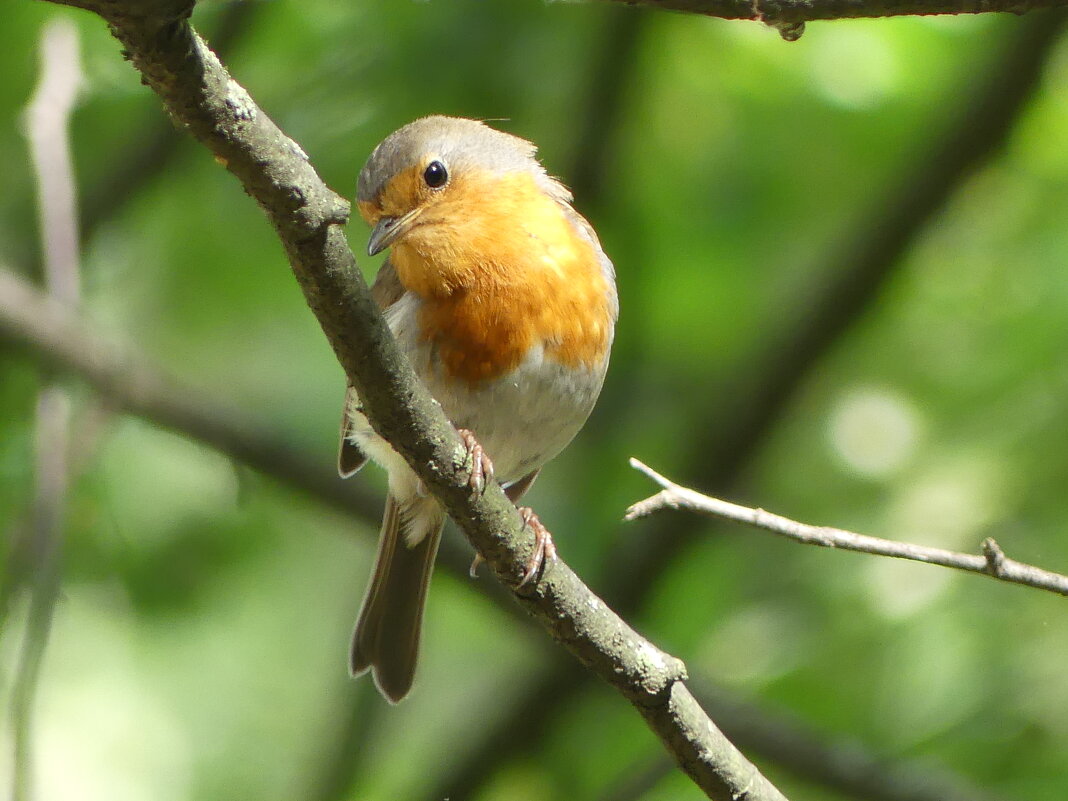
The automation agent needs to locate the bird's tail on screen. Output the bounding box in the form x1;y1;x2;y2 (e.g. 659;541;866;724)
350;493;444;703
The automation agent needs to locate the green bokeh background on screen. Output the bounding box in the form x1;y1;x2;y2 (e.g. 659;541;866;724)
3;2;1068;800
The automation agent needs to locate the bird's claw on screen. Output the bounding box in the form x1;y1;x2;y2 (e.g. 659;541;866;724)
458;428;494;494
469;552;484;579
516;507;557;590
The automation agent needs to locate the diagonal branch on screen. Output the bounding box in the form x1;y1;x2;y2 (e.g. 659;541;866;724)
628;459;1068;596
38;2;787;798
0;267;380;522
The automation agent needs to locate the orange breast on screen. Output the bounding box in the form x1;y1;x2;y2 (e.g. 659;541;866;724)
388;170;613;384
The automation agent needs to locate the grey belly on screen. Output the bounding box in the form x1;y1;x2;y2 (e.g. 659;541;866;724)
419;348;607;484
385;292;610;484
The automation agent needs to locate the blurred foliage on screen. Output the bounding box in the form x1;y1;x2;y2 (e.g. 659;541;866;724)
3;1;1068;800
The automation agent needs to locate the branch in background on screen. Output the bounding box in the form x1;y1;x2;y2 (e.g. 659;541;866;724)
0;258;1014;801
0;266;519;597
308;682;385;801
427;11;1068;801
610;0;1068;26
628;459;1068;596
38;2;788;798
0;268;381;522
8;19;82;801
566;7;646;205
601;680;1020;801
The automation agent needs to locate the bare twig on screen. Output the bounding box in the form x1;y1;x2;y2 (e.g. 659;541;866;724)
627;459;1068;597
9;18;83;801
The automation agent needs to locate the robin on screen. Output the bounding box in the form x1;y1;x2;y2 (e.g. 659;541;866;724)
340;116;617;702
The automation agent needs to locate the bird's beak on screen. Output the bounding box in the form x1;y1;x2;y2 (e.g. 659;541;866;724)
367;208;421;256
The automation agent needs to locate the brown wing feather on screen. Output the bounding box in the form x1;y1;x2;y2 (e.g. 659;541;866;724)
338;385;367;477
370;258;405;309
338;259;406;479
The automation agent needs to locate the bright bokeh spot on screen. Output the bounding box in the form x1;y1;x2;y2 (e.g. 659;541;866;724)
806;27;901;110
828;386;922;479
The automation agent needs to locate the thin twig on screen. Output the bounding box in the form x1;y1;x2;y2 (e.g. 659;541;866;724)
605;9;1068;616
627;459;1068;597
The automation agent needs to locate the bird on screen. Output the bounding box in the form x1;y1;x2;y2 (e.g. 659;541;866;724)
340;115;617;703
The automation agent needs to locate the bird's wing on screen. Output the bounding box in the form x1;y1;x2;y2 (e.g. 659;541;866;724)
338;259;406;478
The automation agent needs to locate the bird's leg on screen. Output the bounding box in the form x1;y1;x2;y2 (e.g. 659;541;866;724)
516;507;557;589
459;428;494;578
468;506;558;586
457;428;494;495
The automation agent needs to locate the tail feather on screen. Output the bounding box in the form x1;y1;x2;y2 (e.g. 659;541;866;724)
351;494;444;703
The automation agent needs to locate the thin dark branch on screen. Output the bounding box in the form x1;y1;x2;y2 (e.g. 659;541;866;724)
308;682;384;801
36;2;787;798
609;0;1068;26
566;7;647;205
0;267;380;522
628;459;1068;596
602;680;1021;801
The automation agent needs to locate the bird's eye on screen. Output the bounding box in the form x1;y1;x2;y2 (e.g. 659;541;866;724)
423;160;448;189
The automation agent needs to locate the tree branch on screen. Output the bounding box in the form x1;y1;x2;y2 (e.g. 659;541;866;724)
0;267;382;521
601;679;1019;801
609;0;1068;25
37;2;788;797
627;459;1068;596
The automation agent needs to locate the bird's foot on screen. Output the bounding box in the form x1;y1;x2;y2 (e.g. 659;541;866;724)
516;507;557;589
458;428;494;494
468;553;484;579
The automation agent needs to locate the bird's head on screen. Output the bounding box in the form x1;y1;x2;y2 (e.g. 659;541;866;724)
355;117;574;293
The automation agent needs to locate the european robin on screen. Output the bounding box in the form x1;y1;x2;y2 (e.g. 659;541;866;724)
340;116;617;702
